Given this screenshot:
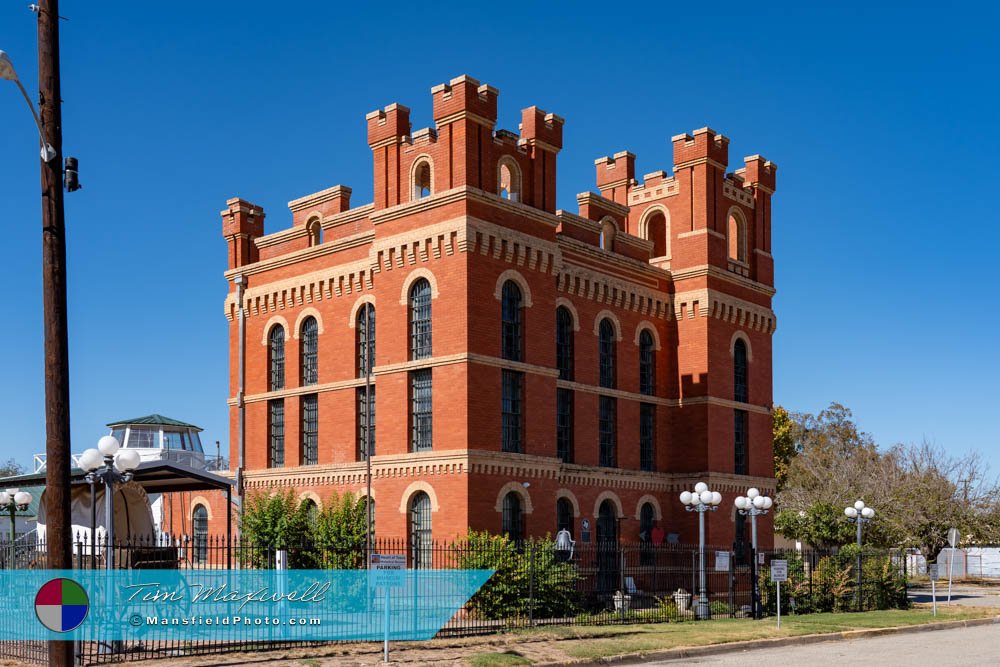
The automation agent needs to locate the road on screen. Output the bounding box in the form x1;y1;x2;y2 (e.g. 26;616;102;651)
648;623;1000;665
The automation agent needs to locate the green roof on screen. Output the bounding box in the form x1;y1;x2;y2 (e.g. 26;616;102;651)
106;414;202;430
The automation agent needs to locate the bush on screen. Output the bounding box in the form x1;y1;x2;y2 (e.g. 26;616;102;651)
453;531;578;621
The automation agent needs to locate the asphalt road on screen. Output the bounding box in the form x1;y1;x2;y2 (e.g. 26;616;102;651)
648;623;1000;665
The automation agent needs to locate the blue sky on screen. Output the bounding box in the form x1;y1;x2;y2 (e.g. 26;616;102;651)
1;2;997;473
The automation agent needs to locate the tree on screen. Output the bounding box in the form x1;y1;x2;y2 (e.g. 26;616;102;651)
772;405;797;492
239;490;311;567
0;458;24;478
309;491;369;569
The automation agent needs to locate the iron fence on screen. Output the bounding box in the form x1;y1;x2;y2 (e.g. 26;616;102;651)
0;536;909;665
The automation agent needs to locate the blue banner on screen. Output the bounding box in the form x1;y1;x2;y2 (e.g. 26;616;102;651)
0;569;494;641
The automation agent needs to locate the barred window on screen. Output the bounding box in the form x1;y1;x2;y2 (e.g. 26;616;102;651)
639;501;655;565
556;497;573;536
357;303;375;378
735;512;748;564
640;403;655;472
268;325;285;391
409;492;432;568
409;279;432;360
268;399;284;468
502;492;524;543
192;505;208;564
734;338;748;403
301;394;318;465
639;329;655;395
556;306;574;380
501;281;523;361
410;369;432;451
556;388;574;463
300;317;318;386
357;386;375;460
734;409;748;475
501;370;523;453
599;319;616;389
599;395;617;467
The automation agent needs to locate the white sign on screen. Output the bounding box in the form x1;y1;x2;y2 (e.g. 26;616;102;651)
771;559;788;582
715;551;730;572
370;553;406;570
948;528;960;548
928;564;940;581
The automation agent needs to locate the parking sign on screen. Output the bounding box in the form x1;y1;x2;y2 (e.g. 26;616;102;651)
770;559;788;582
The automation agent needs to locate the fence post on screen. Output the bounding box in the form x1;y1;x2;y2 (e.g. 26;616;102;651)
619;546;626;624
528;541;535;627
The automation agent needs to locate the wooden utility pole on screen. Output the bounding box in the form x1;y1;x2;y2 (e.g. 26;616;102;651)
37;1;73;665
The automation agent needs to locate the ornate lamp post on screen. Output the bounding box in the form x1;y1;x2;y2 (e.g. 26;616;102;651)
680;482;722;619
0;488;33;568
78;436;140;569
845;499;875;610
735;488;772;619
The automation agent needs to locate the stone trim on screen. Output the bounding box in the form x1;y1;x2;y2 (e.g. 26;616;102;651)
730;330;753;361
408;154;435;203
555;298;581;331
398;481;441;513
260;315;290;345
635;494;663;521
673;288;776;334
494;269;534;307
637;205;671;260
670;264;776;297
297;490;322;510
494;481;534;514
592;310;624;340
227;230;374;278
288;185;353;213
292;307;324;340
723;181;755;208
593;490;624;518
348;294;375;329
236;376;373;406
555;489;581;517
190;496;213;521
634;321;662;350
398;268;441;305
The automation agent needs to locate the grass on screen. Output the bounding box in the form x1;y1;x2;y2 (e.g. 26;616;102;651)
544;607;997;660
466;651;532;666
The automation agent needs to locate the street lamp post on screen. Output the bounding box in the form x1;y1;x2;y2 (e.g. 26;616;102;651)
845;500;875;610
78;437;140;569
680;482;723;619
735;488;772;619
0;489;33;568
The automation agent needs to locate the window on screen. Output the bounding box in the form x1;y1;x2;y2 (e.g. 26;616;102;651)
556;388;574;463
357;303;375;377
639;502;655;565
640;403;655;472
556;498;573;535
301;499;319;525
413;160;432;200
734;338;748;403
734;409;748;475
599;319;616;389
498;159;521;201
735;513;748;564
639;329;655;395
502;492;524;543
410;369;432;451
357;386;375;460
301;394;318;465
307;219;322;246
728;211;747;262
268;325;285;391
599;218;616;250
409;492;432;568
501;280;523;361
192;505;208;565
501;370;523;453
556;306;574;380
599;396;617;467
597;500;618;544
268;399;284;467
643;210;668;258
409;278;432;360
301;317;318;386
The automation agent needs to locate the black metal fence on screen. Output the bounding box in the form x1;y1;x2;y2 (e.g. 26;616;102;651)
0;536;909;665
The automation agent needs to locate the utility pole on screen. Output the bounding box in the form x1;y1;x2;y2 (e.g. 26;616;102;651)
37;1;73;665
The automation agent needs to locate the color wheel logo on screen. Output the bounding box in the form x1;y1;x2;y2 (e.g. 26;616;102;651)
35;578;89;633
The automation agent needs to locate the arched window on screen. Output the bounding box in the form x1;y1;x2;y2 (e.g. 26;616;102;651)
502;492;524;543
598;319;616;389
268;325;285;391
300;316;318;386
192;505;208;565
413;160;432;200
728;211;747;262
639;502;655;565
498;159;521;202
643;210;668;258
599;219;616;251
307;219;322;247
639;329;655;395
408;492;432;568
301;394;318;465
300;498;319;525
596;499;619;591
555;306;574;380
357;303;375;378
409;278;432;360
734;338;748;403
597;500;618;544
556;498;573;536
501;280;523;361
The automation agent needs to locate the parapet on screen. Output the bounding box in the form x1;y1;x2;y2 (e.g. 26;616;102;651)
741;155;778;193
288;185;352;225
672;127;729;169
520;106;564;152
221;198;265;269
366;103;411;148
595;151;636;193
432;75;498;128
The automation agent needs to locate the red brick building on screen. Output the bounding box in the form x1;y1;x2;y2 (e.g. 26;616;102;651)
201;75;778;552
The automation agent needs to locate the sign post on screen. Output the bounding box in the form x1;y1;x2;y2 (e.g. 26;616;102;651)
947;528;959;603
771;560;788;629
370;553;406;663
929;563;939;616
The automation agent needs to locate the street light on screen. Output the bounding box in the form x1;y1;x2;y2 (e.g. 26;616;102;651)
0;50;56;162
79;436;140;568
680;481;722;619
0;488;33;568
845;499;875;610
735;487;772;619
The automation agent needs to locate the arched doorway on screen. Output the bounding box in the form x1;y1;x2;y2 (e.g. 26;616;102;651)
596;499;619;592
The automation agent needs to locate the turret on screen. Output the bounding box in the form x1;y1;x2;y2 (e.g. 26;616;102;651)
366;103;411;209
595;151;635;207
519;106;564;212
221;198;264;269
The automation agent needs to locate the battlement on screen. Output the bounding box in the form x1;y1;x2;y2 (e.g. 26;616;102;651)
595;151;636;192
221;198;265;270
366;103;411;148
742;154;778;193
519;106;564;151
431;75;499;128
672;127;730;169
